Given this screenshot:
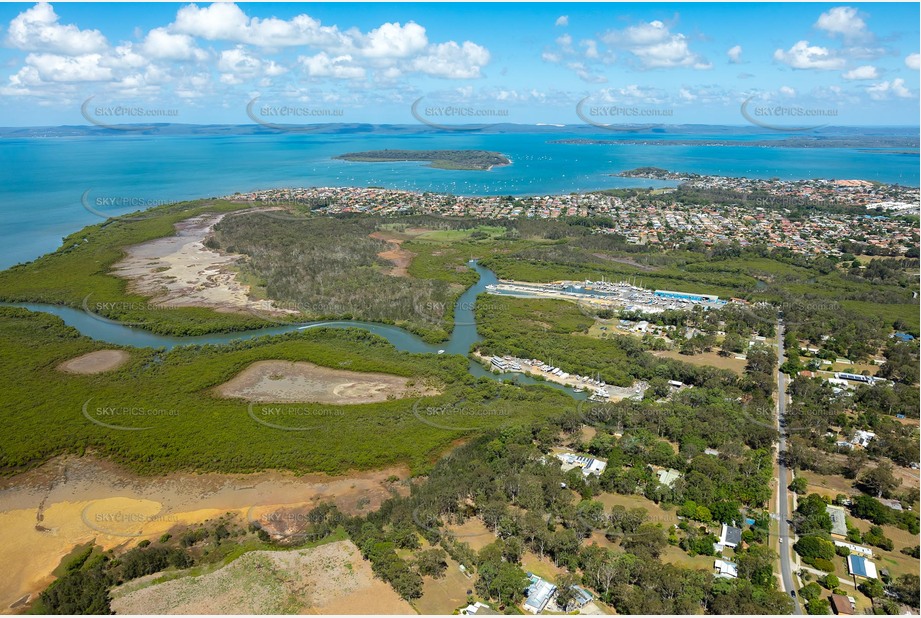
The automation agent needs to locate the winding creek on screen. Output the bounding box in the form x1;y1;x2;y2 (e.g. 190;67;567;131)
8;260;587;399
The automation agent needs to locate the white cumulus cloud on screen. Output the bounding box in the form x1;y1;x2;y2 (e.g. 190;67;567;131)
298;52;365;79
359;22;428;59
141;28;206;61
7;2;107;55
867;78;911;100
727;45;742;63
601;20;709;69
815;6;869;41
410;41;490;79
842;65;878;80
773;41;845;70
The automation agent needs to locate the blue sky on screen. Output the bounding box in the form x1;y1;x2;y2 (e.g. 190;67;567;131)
0;2;917;126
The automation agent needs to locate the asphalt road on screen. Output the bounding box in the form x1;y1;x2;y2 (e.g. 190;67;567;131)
775;319;802;614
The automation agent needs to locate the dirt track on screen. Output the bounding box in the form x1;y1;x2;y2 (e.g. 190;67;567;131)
370;231;415;277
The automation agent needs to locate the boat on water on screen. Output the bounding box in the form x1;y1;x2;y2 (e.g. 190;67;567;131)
437;349;445;354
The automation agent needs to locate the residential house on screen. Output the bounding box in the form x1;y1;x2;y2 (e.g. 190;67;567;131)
714;559;739;579
523;573;557;614
657;468;682;488
718;524;743;550
829;594;854;615
851;430;876;448
847;555;878;580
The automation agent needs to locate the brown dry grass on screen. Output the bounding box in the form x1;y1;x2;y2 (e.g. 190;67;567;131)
110;540;414;614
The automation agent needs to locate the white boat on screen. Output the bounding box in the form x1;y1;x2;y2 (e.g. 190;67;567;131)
437;349;445;354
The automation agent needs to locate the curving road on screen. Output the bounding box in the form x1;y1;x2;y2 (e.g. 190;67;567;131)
775;318;802;614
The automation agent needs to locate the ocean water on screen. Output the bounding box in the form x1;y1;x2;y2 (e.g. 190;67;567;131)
0;131;917;269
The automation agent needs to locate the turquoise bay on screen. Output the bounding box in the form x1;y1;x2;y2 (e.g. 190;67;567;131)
0;130;917;269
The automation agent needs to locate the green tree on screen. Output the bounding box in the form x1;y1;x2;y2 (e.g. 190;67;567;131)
858;578;884;599
821;574;839;590
858;463;901;498
554;573;579;611
736;544;777;588
800;582;822;601
806;598;830;615
789;477;808;495
415;548;448;578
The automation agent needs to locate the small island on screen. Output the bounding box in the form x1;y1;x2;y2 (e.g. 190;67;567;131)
615;167;701;180
335;149;510;171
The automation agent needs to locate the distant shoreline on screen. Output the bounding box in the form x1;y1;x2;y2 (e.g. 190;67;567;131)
551;137;920;149
335;149;511;171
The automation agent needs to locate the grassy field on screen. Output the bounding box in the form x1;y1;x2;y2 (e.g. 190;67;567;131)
849;519;920;579
653;350;748;375
798;471;855;499
413;555;474;614
520;550;565;581
660;544;716;572
444;518;495;552
414;226;508;242
594;492;680;529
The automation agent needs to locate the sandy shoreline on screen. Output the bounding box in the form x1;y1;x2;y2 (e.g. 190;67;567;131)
110;212;294;317
0;455;409;612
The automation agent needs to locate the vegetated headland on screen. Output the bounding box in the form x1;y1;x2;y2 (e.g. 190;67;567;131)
334;149;511;170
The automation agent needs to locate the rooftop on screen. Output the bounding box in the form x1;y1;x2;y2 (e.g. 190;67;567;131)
847;555;878;579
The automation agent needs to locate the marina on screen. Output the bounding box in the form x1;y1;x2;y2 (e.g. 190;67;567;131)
486;278;729;313
482;353;647;401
